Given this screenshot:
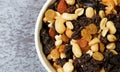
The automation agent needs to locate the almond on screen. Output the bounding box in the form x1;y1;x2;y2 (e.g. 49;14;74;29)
57;0;67;14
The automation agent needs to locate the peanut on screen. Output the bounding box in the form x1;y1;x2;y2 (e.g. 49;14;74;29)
72;43;82;58
101;27;109;37
106;43;116;50
55;40;63;46
65;0;75;5
89;38;100;46
55;18;66;34
66;21;74;29
92;52;104;61
60;53;66;59
107;34;117;42
106;21;116;34
100;18;108;30
63;61;74;72
99;10;105;18
110;50;118;54
75;8;84;16
85;7;95;18
62;13;78;20
55;35;62;40
100;67;105;72
57;67;64;72
91;43;99;52
86;50;93;56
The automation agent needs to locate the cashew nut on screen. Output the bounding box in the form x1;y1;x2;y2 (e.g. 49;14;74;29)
62;13;78;20
55;17;66;34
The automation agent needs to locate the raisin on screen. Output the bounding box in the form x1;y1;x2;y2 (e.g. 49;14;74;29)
100;36;109;45
109;54;120;65
65;44;73;59
56;58;68;67
92;14;101;26
71;27;83;39
115;41;120;52
73;58;84;72
66;6;76;13
71;20;81;31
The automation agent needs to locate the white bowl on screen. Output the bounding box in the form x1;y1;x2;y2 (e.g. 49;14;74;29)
35;0;56;72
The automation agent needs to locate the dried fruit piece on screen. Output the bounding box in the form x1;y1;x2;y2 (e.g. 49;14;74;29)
49;28;55;38
59;44;66;53
85;24;98;34
77;38;88;48
50;48;60;61
61;34;69;43
57;0;67;14
45;9;56;22
99;43;105;52
81;45;90;53
81;29;92;42
92;52;104;61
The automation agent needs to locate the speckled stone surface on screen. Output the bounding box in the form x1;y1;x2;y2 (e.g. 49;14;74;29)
0;0;47;72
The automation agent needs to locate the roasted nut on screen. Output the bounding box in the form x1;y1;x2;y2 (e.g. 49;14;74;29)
62;13;78;20
55;18;66;34
72;43;82;58
89;38;100;46
66;21;74;29
44;9;56;23
85;23;97;34
57;67;64;72
99;43;105;52
106;43;116;50
110;50;118;55
55;40;63;46
100;18;108;30
65;0;75;5
65;28;73;38
85;7;95;18
106;21;116;34
100;67;105;72
55;35;62;40
92;52;104;61
60;53;66;59
91;43;99;52
99;10;105;18
75;8;84;16
70;39;77;45
50;48;60;61
86;50;93;56
61;34;69;43
113;0;118;5
107;34;117;42
101;27;109;37
63;61;74;72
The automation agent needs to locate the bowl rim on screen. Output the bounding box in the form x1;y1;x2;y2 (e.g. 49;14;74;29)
35;0;56;72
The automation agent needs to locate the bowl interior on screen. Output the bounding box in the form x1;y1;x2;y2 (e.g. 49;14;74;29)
35;0;56;72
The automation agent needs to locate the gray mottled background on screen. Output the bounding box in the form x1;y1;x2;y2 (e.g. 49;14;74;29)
0;0;47;72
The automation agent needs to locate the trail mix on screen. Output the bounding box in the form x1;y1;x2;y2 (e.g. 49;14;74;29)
40;0;120;72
